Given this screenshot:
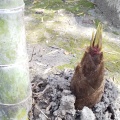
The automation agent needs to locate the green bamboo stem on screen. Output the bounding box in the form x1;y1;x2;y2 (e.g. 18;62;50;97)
0;0;24;9
0;0;32;119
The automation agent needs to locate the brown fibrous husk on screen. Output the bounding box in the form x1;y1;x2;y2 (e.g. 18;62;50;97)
70;47;104;110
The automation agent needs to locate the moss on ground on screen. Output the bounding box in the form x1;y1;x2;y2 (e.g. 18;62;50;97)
25;0;95;43
26;20;120;83
57;37;120;84
30;0;94;15
25;0;120;84
112;31;119;35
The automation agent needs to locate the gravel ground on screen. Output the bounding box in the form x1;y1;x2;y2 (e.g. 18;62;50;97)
29;69;120;120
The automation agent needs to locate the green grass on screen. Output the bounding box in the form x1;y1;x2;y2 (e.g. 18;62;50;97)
25;0;120;84
112;31;119;35
42;26;120;81
25;0;94;15
25;0;95;43
94;19;101;28
26;19;120;84
61;38;120;84
49;32;120;83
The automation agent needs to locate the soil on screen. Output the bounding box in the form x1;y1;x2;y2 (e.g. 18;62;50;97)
28;44;74;80
27;44;120;120
28;69;120;120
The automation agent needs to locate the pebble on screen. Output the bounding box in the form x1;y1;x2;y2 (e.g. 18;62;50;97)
53;110;58;116
93;80;120;120
80;107;96;120
38;113;47;120
55;117;62;120
62;90;71;95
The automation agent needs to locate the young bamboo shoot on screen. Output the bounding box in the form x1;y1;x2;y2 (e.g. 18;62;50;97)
70;23;104;109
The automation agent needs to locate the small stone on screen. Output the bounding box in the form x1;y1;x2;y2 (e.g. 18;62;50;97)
80;107;96;120
104;97;109;104
62;90;71;95
52;96;57;101
104;111;110;120
115;110;120;119
45;110;50;115
38;113;47;120
41;74;48;80
53;110;58;116
55;117;62;120
53;106;59;111
65;114;74;120
51;102;57;108
35;10;44;14
89;0;94;2
61;110;66;116
60;95;76;111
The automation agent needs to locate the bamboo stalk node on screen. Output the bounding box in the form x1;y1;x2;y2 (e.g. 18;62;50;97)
0;4;25;13
0;0;32;119
0;93;32;107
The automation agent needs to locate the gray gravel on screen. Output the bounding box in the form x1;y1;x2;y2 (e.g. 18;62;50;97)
31;69;120;120
93;80;119;120
80;107;95;120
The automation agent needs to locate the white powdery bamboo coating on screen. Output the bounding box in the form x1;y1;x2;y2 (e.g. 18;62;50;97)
0;0;24;9
0;0;32;120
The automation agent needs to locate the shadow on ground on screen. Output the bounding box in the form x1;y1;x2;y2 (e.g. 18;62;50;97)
25;0;120;83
